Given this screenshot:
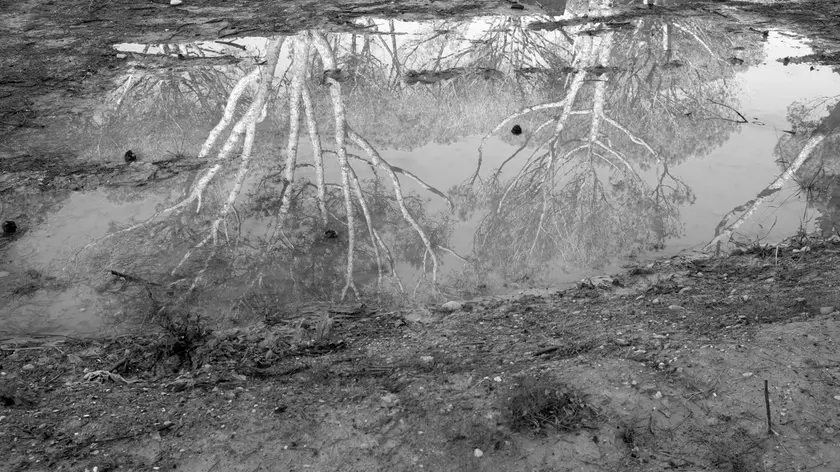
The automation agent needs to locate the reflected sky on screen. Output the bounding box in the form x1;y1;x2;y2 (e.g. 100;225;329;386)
2;8;840;334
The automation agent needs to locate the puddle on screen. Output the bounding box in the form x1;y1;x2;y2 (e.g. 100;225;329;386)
3;7;840;334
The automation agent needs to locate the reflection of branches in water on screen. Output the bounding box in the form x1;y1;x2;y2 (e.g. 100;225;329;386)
707;99;840;248
242;32;457;301
404;17;572;79
92;58;247;158
330;17;584;151
465;18;721;274
72;37;285;307
706;134;826;249
76;31;462;307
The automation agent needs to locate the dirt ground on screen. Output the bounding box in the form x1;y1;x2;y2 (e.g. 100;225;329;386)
3;233;840;471
4;0;840;471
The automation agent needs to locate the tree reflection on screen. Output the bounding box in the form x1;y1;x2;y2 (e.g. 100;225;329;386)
771;97;840;238
90;42;251;160
458;1;757;276
77;6;771;309
81;32;456;310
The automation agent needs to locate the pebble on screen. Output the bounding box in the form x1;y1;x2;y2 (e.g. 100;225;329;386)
170;0;182;4
474;448;484;458
820;307;835;315
115;53;127;59
441;301;462;312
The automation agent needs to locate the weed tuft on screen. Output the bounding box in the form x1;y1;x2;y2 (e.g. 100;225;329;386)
156;309;211;370
501;374;599;435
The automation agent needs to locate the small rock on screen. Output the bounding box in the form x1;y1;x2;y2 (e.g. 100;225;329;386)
742;372;753;378
834;395;840;401
380;393;399;407
668;305;683;311
493;376;502;382
170;0;182;5
419;356;434;365
511;124;522;135
678;287;691;293
653;391;663;399
652;298;660;304
820;307;835;315
22;364;35;371
441;301;462;312
474;448;484;457
0;271;10;278
115;53;127;59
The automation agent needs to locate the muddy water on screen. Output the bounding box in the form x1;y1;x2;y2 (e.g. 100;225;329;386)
2;8;840;335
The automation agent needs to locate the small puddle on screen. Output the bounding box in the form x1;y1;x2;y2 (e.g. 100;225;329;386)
3;4;840;334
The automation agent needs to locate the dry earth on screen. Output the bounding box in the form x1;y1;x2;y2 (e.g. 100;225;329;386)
4;234;840;471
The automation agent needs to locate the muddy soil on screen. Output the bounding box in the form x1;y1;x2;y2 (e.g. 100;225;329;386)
3;234;840;471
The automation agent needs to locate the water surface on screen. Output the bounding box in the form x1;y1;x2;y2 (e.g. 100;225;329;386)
2;4;840;334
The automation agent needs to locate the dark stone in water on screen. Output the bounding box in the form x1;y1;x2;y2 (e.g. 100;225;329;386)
511;124;522;135
324;229;338;239
124;150;137;163
2;221;16;234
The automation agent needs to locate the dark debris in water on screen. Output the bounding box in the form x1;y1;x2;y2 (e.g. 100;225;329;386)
2;220;16;234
